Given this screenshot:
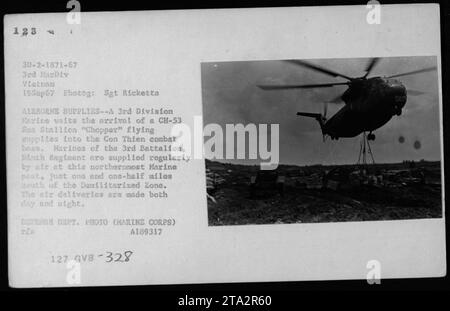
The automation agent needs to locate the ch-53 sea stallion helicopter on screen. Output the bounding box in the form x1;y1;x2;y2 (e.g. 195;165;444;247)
258;58;436;142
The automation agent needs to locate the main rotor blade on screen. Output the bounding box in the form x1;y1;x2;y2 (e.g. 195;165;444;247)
407;89;426;96
364;58;380;77
283;60;354;81
258;82;349;90
387;66;437;79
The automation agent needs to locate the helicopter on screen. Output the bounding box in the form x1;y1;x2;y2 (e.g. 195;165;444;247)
258;58;436;141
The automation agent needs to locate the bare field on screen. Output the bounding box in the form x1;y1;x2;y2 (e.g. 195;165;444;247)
206;160;442;226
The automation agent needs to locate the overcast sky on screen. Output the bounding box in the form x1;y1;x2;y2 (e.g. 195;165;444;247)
201;56;440;166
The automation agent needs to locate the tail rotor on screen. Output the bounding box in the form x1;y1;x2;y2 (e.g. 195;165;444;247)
323;102;328;119
322;102;329;141
297;103;328;141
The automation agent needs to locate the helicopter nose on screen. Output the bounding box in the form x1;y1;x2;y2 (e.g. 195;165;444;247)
388;81;407;115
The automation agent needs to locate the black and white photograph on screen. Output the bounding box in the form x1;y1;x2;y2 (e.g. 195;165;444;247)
1;1;447;292
203;56;442;225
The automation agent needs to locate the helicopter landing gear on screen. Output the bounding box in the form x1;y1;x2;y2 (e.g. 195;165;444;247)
367;132;376;141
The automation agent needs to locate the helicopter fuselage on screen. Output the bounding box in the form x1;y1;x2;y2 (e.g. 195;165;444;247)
323;77;407;139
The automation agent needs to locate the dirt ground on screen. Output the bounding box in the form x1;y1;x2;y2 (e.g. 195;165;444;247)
206;160;442;226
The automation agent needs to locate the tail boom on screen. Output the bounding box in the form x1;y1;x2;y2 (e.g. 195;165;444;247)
297;112;326;137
